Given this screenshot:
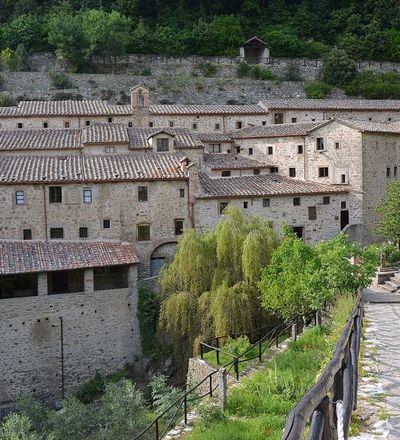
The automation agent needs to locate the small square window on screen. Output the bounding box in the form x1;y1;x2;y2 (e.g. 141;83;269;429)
209;144;221;153
219;201;228;215
43;122;48;128
389;118;392;121
236;146;241;153
79;227;88;238
289;168;296;177
387;167;391;178
105;146;115;153
316;138;325;151
17;122;23;129
192;123;197;130
50;227;64;239
291;118;297;123
263;198;270;208
262;121;267;125
308;206;317;220
85;120;90;126
243;201;248;209
138;186;148;202
236;121;242;129
293;197;301;206
318;167;329;178
323;196;330;205
103;219;111;229
23;229;32;240
274;113;283;124
149;121;154;127
341;201;347;209
128;121;133;127
64;121;70;128
174;219;184;236
267;146;273;155
215;123;220;130
271;167;279;173
49;186;62;203
341;174;347;183
169;121;174;127
335;142;340;149
137;224;150;241
221;170;231;177
15;191;25;205
253;168;260;175
180;189;185;198
108;117;113;123
248;148;253;155
157;138;169;152
297;145;303;154
83;189;92;204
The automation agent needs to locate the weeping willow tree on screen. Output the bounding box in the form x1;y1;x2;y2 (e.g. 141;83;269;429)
159;207;278;357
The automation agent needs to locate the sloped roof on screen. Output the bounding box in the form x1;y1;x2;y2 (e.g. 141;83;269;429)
336;119;400;134
82;123;129;144
198;132;233;143
203;153;271;170
197;173;349;199
230;121;327;139
127;127;204;149
0;240;139;275
149;104;266;115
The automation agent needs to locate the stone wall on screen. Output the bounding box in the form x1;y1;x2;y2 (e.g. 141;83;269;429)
0;276;140;405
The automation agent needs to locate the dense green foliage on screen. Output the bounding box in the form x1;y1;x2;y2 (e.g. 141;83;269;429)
2;1;400;70
377;181;400;245
187;294;355;440
304;80;332;98
137;288;159;356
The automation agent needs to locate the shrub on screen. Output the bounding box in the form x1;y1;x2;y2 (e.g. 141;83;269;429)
282;63;302;81
150;375;184;421
1;48;23;71
197;401;225;429
0;74;3;89
15;392;49;433
344;71;400;99
0;93;13;106
304;81;332;99
0;414;41;440
198;62;218;77
261;68;275;80
141;67;152;76
137;288;159;356
49;71;72;89
195;78;205;90
319;48;357;86
250;65;262;79
236;61;250;78
222;335;251;357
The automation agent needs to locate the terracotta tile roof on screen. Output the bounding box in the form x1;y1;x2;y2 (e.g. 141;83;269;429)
82;123;129;144
263;98;400;111
0;100;131;117
230;121;327;138
0;240;139;275
203;153;271;169
127;127;204;149
197;173;349;199
0;128;81;151
149;104;266;115
0;153;186;184
198;132;233;143
336;119;400;134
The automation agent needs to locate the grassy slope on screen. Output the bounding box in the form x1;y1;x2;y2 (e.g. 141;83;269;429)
187;294;355;440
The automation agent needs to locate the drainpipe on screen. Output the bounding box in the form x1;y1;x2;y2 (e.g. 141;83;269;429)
302;136;307;180
42;185;48;240
59;316;65;400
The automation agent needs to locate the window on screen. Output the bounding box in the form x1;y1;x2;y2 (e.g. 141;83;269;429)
103;219;110;229
236;146;241;153
335;142;340;149
85;120;90;126
108;117;113;123
138;186;148;202
253;168;260;175
267;146;273;155
209;144;221;153
17;122;23;128
389;118;392;121
318;167;329;178
289;168;296;177
79;227;88;238
262;121;267;125
395;166;398;178
291;117;297;123
341;174;347;184
15;191;25;205
214;123;221;130
293;226;304;239
169;121;174;127
49;186;62;203
341;201;347;209
43;122;48;128
174;219;184;236
128;122;133;127
236;121;243;129
297;145;303;154
387;167;391;178
293;197;301;206
248;148;253;155
263;198;270;207
64;121;70;128
274;113;283;124
221;170;231;177
50;227;64;239
105;146;115;153
192;123;197;130
219;201;228;215
23;229;32;240
149;121;154;127
316;138;325;151
137;224;150;241
308;206;317;220
243;201;248;209
323;196;330;205
156;138;169;152
83;189;92;204
180;188;185;198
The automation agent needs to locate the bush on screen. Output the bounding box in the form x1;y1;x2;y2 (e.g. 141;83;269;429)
222;335;251;357
250;65;262;79
0;414;41;440
49;71;72;89
1;48;23;71
236;61;250;78
197;401;225;429
198;63;218;77
0;74;4;89
261;68;275;80
304;81;332;99
0;93;13;106
320;48;357;86
344;71;400;99
137;288;159;356
282;63;302;81
150;375;184;421
141;67;152;76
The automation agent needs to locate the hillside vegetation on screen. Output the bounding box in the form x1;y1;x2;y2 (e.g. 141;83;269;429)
1;0;400;71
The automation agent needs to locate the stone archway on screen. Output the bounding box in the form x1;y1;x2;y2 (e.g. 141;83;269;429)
150;241;178;277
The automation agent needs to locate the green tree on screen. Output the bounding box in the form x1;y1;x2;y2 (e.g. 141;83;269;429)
0;414;40;440
319;48;357;86
1;47;23;71
377;181;400;246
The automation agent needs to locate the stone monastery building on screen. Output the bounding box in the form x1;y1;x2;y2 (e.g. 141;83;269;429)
1;84;400;405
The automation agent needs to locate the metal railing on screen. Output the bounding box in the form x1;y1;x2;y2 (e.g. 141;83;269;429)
282;291;363;440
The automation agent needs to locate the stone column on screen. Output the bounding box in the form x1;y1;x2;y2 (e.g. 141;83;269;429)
37;272;48;296
84;269;94;293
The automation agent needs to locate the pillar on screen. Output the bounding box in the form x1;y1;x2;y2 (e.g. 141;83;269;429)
84;268;94;293
37;272;48;296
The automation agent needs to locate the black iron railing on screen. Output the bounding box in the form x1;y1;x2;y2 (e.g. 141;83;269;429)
282;291;363;440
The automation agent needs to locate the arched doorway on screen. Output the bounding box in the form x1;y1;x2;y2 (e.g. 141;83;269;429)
150;242;177;277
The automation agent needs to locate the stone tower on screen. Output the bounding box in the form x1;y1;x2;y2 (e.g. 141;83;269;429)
130;84;150;127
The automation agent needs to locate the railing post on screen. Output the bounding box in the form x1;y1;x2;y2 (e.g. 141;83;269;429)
234;358;239;381
275;331;279;347
342;363;354;438
184;395;188;425
258;340;262;361
219;368;227;409
291;322;297;341
209;374;213;398
200;343;204;360
155;419;159;440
